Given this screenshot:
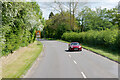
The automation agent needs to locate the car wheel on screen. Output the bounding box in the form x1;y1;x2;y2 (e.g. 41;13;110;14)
68;48;70;51
69;48;71;51
80;49;82;51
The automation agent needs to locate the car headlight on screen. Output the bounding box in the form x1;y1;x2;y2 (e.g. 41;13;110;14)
79;46;81;48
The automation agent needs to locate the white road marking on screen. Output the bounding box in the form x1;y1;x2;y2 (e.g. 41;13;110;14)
69;54;71;58
81;72;87;78
73;60;77;64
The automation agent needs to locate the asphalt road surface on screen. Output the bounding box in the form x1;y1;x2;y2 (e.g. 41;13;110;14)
24;40;118;78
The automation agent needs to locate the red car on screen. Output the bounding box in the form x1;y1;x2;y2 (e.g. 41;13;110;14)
68;42;82;51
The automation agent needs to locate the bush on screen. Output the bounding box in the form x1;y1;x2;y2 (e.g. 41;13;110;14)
62;29;119;51
1;2;43;56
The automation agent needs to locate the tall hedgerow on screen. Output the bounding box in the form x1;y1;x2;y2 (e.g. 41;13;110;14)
62;29;119;51
1;2;44;56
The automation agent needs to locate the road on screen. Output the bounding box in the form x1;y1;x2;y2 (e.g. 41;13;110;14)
24;40;118;78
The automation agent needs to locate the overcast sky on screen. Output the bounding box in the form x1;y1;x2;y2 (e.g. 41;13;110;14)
36;0;120;20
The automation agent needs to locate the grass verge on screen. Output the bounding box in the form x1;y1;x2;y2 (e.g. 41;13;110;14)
57;39;119;63
2;41;43;78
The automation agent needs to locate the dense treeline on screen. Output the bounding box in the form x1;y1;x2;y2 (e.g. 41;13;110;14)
62;29;119;52
77;7;119;32
43;6;119;38
43;11;78;39
1;2;44;56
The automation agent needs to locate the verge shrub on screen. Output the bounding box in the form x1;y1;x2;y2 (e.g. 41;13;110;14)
61;29;118;51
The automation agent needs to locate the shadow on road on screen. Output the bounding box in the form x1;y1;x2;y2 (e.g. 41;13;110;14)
65;50;81;52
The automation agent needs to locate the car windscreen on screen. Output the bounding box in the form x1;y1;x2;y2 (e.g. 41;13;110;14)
71;43;80;45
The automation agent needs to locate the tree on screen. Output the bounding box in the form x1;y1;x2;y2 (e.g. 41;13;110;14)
44;11;78;39
1;2;44;55
49;12;54;19
77;6;116;32
47;1;80;31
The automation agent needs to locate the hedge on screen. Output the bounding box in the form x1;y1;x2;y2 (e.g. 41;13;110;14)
61;29;119;52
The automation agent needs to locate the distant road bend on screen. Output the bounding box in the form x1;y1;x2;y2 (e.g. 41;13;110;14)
24;40;118;78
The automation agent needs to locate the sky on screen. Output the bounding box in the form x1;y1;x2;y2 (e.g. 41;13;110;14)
36;0;120;20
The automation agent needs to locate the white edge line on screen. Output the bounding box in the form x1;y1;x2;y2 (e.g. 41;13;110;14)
73;60;77;64
81;72;87;78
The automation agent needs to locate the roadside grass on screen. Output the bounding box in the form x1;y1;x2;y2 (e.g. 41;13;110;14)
2;41;43;78
57;40;119;63
82;44;119;62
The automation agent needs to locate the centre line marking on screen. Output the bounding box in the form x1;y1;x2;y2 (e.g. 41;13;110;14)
69;54;71;58
81;72;87;78
73;60;77;64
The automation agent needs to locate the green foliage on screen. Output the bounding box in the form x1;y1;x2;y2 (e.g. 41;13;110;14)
49;12;54;19
62;29;119;52
1;2;44;56
43;6;119;40
43;11;78;39
77;6;119;31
